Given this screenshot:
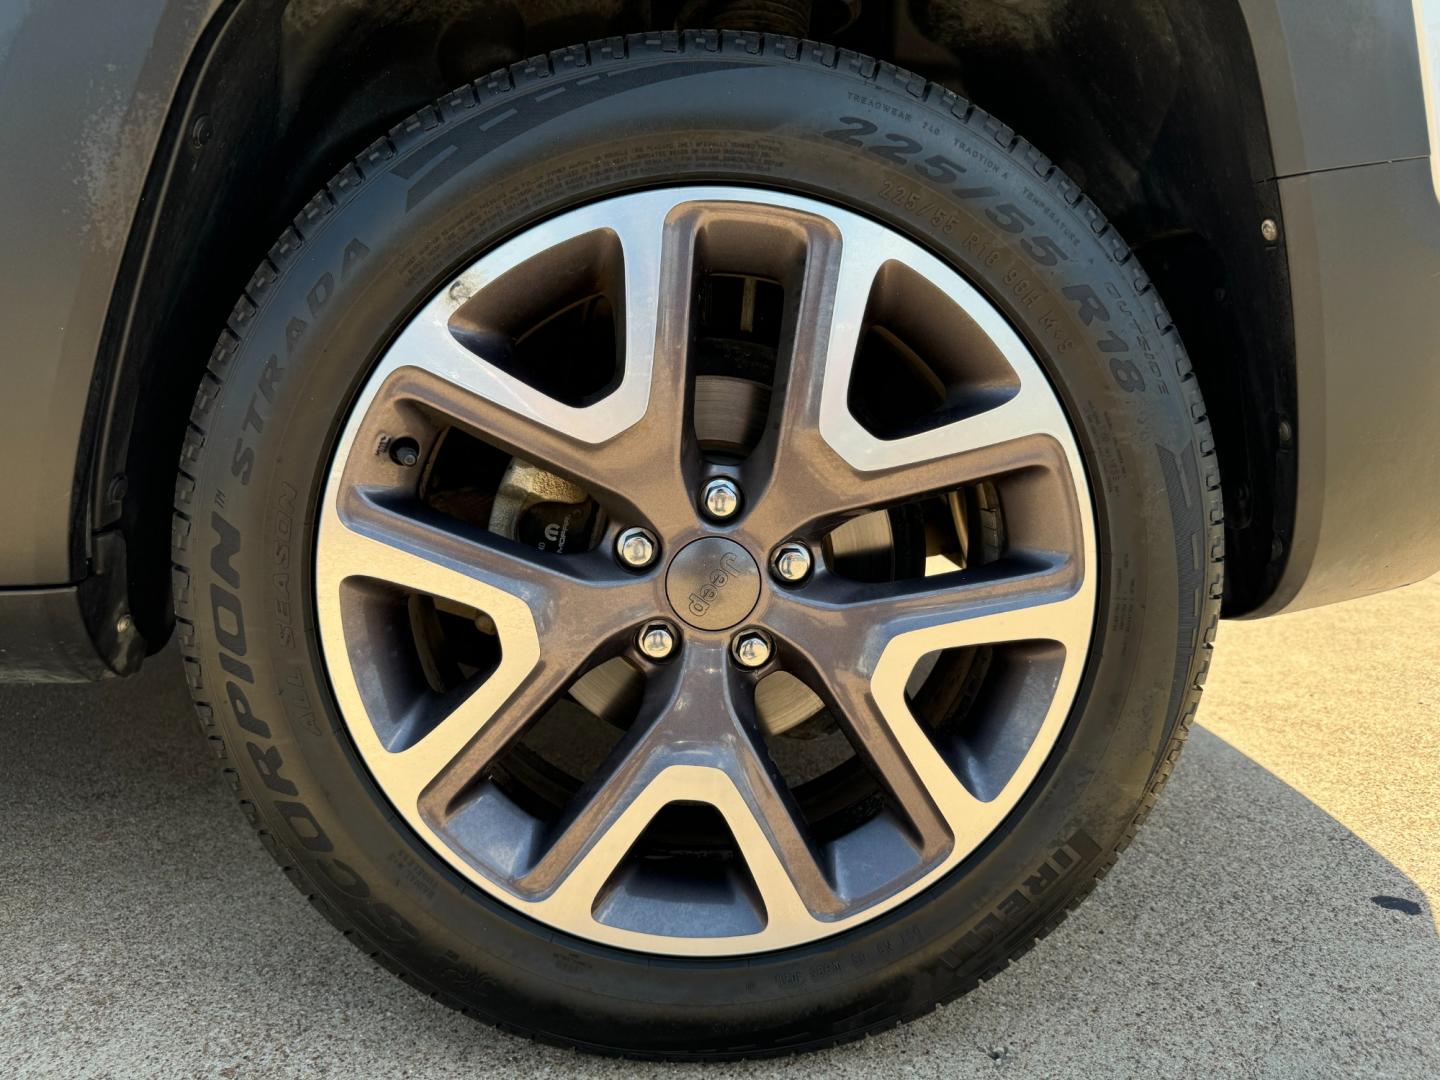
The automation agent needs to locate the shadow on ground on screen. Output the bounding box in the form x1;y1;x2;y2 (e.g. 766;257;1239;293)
1;649;1435;1078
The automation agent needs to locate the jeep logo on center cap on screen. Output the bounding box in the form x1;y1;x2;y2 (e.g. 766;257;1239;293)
665;537;761;631
687;551;745;617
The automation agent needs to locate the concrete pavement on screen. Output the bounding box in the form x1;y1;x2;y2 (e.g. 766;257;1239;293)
2;578;1437;1077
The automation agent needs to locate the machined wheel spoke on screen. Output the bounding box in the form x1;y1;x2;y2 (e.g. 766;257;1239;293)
366;197;707;534
404;633;603;815
362;357;698;534
523;646;840;925
346;566;647;817
750;216;853;461
769;559;1086;845
768;558;1088;842
379;648;581;813
829;420;1069;522
330;486;640;617
372;361;629;507
751;399;1075;542
742;213;1083;545
775;553;1088;663
557;204;708;533
741;233;867;535
790;645;962;854
322;494;656;813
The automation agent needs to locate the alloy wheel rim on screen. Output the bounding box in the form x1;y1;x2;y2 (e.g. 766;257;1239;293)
314;187;1097;956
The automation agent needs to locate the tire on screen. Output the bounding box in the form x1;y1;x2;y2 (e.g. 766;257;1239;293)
171;30;1222;1060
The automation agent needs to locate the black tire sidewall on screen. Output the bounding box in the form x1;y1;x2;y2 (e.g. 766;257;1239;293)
181;44;1213;1054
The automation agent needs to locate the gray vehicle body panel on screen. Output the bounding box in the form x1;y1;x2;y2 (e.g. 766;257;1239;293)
1257;157;1440;615
0;0;220;585
1239;0;1432;174
0;0;1437;676
1236;0;1440;614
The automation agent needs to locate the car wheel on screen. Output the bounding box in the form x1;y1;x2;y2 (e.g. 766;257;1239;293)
171;30;1222;1059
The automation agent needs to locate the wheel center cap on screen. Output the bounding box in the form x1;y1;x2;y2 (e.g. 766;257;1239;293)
665;537;760;631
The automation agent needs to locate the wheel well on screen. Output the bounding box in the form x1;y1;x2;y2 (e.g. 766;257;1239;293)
95;0;1292;656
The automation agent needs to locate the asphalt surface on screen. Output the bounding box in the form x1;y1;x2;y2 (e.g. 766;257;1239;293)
2;578;1437;1078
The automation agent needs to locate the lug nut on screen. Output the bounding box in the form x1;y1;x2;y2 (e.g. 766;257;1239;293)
771;541;813;585
615;527;659;569
701;477;742;521
731;629;773;670
638;621;677;661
